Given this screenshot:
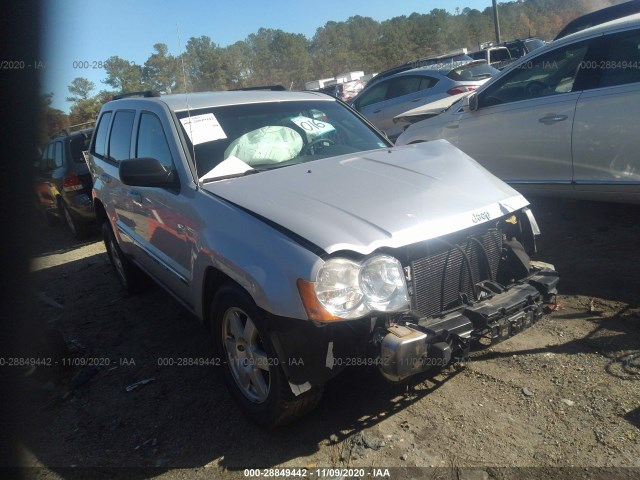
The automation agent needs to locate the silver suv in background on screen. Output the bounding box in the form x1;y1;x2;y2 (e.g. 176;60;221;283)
87;89;558;426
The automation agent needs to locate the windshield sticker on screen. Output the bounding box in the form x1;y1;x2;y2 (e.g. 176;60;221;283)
199;155;253;182
180;113;227;145
291;115;335;139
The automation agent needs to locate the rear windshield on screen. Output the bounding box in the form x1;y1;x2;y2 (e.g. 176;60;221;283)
70;132;92;163
420;54;473;69
446;62;499;81
175;100;389;182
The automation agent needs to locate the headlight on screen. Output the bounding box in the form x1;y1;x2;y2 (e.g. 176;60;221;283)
312;255;409;319
360;255;409;311
314;258;367;319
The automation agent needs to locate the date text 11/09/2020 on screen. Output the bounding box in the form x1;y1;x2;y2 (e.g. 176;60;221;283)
243;468;392;477
156;357;306;367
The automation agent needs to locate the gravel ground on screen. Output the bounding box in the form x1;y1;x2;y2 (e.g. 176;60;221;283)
9;197;640;479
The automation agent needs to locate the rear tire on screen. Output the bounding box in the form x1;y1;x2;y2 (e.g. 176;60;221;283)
102;221;145;293
211;285;322;428
62;202;88;239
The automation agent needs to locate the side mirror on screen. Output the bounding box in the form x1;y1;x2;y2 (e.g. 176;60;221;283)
462;93;479;112
119;157;178;188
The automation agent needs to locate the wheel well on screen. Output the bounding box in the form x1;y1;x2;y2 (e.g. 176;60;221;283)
202;267;243;331
93;198;107;225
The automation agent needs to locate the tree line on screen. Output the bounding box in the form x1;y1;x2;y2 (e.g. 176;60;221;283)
41;0;620;143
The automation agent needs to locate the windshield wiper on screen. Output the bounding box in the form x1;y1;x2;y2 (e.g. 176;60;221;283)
201;168;265;183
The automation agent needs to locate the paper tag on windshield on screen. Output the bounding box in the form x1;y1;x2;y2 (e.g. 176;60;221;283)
290;116;335;139
180;113;227;145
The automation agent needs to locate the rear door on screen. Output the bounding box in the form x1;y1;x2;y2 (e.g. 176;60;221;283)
572;27;640;198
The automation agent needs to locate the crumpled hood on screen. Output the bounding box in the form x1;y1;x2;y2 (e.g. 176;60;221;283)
203;140;529;255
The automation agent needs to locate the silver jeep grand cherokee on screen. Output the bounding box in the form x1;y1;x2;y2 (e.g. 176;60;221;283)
88;90;559;427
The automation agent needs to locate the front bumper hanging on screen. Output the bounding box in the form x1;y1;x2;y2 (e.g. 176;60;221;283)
378;264;559;382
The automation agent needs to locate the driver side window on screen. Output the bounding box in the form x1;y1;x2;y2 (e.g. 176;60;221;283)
479;41;590;108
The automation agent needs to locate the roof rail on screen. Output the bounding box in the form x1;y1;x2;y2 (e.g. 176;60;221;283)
51;120;96;139
229;85;287;91
112;90;161;100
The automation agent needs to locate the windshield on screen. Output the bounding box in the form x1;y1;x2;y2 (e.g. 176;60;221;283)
446;62;500;81
176;100;388;182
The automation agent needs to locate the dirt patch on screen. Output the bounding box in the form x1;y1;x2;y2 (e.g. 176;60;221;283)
12;198;640;478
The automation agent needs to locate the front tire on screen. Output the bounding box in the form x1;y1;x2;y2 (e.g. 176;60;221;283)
211;285;322;427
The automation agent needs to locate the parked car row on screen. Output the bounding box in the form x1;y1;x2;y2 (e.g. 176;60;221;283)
395;12;640;204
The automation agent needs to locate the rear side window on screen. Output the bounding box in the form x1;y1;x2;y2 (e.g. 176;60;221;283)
136;112;173;169
387;76;421;99
44;142;54;163
92;112;112;158
108;111;135;163
54;141;63;167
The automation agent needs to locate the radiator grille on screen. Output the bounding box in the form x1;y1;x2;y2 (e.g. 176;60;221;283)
410;228;502;317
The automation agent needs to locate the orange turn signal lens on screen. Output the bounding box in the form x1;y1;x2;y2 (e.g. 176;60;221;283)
297;279;341;322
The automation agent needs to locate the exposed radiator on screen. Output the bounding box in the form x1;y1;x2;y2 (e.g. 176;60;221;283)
410;228;503;317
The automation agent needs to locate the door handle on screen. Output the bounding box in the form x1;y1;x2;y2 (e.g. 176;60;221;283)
373;109;382;114
538;115;568;125
411;98;423;103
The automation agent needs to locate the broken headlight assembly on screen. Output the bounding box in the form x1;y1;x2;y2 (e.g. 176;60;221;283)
299;255;409;321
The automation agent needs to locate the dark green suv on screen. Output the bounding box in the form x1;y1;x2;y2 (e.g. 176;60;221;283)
34;126;96;238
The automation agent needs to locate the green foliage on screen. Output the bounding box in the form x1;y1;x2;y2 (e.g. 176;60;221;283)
39;93;68;148
103;56;144;92
65;0;620;118
183;36;228;91
142;43;179;93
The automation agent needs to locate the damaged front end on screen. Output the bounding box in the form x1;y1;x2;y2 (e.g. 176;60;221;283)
271;206;558;391
373;206;558;382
